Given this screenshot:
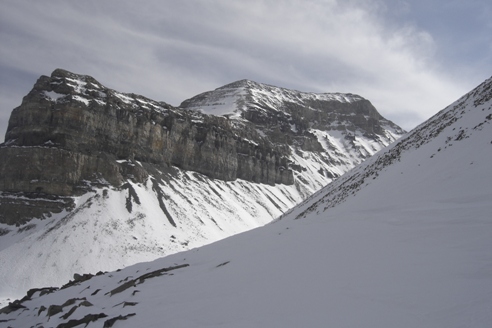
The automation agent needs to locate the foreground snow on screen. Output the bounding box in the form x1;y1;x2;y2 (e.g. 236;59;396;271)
2;193;489;327
1;79;490;327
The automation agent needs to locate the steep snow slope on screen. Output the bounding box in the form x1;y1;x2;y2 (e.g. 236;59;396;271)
0;167;314;302
181;79;366;116
1;79;490;327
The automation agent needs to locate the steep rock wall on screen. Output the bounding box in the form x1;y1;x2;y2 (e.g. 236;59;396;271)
1;69;293;201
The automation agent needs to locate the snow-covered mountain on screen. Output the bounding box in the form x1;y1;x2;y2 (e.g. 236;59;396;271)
1;77;490;327
0;69;403;302
181;79;404;166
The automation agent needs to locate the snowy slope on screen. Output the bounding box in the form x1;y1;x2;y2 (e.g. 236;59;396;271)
181;79;365;116
0;167;316;303
1;79;490;327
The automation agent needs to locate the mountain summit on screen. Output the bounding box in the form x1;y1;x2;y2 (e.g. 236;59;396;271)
181;78;401;136
1;76;490;327
0;69;403;300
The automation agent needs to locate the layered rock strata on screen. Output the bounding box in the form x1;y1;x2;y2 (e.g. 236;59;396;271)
0;69;293;199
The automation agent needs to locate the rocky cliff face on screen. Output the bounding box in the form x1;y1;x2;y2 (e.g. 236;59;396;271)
1;70;292;198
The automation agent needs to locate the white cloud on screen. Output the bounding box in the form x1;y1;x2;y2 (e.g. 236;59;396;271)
0;0;488;142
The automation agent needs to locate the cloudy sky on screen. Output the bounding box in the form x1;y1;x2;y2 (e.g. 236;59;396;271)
1;0;491;142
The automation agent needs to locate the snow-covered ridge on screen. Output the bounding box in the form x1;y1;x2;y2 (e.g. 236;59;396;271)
220;78;364;103
181;78;364;117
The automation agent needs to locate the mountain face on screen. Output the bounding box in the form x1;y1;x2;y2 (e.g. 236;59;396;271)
0;69;403;300
1;77;490;328
0;72;294;212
